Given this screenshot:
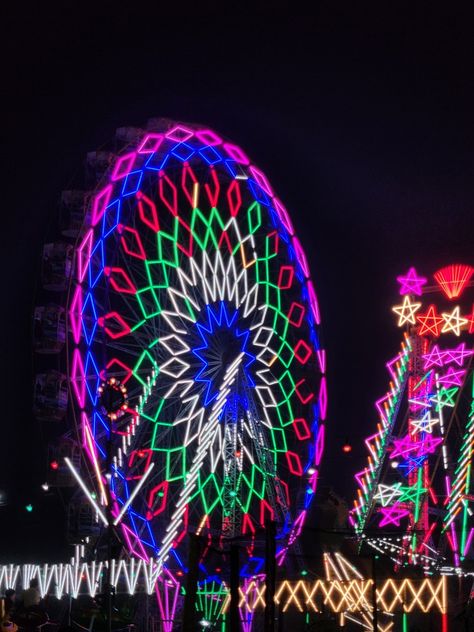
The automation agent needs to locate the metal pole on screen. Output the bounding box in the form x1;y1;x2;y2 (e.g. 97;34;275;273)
230;545;240;632
182;533;202;632
371;554;378;632
264;520;276;632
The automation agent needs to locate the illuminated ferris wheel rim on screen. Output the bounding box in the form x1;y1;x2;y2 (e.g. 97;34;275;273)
68;120;326;572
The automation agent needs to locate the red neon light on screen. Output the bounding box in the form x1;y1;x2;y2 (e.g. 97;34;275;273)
181;163;198;207
287;302;305;327
416;304;444;337
294;339;313;364
137;191;160;232
104;267;137;294
286;451;303;476
227;179;242;217
292;418;311;440
467;304;474;334
204;166;220;207
98;312;131;339
159;172;178;215
50;460;59;471
434;263;474;299
118;224;147;260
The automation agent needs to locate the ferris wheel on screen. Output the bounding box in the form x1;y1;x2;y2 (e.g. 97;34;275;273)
351;264;474;574
67;120;326;585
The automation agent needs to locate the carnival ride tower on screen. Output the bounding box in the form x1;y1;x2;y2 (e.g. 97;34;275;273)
352;264;474;574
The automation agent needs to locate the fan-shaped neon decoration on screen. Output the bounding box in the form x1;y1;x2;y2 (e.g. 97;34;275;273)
434;264;474;299
68;122;325;586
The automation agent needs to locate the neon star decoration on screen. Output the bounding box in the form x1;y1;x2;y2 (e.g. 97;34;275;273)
416;304;444;337
396;267;427;296
353;263;474;575
392;296;422;326
67;120;326;599
441;306;468;336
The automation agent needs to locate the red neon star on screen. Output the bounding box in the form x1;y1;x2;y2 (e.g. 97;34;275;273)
396;267;427;296
416;304;444;337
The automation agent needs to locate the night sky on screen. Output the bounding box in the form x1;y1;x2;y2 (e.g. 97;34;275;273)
1;3;473;562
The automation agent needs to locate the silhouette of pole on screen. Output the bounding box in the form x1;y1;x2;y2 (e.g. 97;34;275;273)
230;544;240;632
182;533;202;632
264;520;276;632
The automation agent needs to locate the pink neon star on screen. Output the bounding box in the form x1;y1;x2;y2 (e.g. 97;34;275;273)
396;267;428;296
441;342;474;367
392;434;443;459
438;367;466;388
379;504;411;527
422;344;444;369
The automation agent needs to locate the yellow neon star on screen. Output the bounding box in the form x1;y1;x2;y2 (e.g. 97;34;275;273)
392;296;422;326
441;306;468;336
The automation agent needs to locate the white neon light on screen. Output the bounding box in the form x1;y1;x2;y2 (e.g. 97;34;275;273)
113;463;155;526
64;457;108;526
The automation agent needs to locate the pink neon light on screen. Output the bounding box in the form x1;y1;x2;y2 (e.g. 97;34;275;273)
227;179;242;216
223;143;250;165
204;166;220;207
137;191;160;232
274;198;294;235
287;302;305;327
111;152;136;180
71;349;86;407
165;125;194;142
69;285;83;344
285;451;303;476
249;166;273;195
91;185;113;227
463;527;474;557
118;224;147;260
156;571;180;632
307;280;321;324
422;344;445;369
98;312;131;339
438;367;466;388
315;425;325;466
292;237;310;278
378;505;410;527
121;524;149;561
392;434;442;459
442;342;474;367
396;267;427;296
137;133;164;154
317;349;326;373
195;129;222;146
77;229;93;282
104;267;137;294
319;377;327;420
159;172;178;215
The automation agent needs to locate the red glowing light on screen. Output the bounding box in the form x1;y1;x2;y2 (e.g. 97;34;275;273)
342;442;352;454
434;264;474;299
50;460;59;470
416;304;444;337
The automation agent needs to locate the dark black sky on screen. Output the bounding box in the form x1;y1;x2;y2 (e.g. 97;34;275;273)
1;2;473;561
